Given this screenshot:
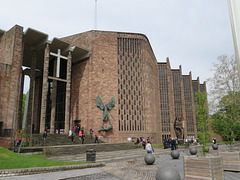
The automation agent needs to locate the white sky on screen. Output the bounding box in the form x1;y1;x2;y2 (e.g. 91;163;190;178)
0;0;235;93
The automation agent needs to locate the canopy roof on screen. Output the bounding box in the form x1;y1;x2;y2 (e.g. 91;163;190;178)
23;28;89;70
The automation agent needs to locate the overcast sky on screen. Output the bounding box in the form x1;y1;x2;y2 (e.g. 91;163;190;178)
0;0;235;93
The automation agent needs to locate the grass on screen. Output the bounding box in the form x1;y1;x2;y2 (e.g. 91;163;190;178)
152;143;163;148
0;147;87;169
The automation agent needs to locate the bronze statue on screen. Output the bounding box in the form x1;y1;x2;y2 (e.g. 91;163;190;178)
96;96;115;131
174;116;184;139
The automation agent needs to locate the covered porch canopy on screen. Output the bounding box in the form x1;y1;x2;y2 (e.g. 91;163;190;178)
22;27;89;70
21;28;89;134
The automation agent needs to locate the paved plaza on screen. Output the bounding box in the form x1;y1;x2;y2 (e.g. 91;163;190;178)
1;145;240;180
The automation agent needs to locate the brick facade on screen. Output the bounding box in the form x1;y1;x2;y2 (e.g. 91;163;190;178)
0;25;210;147
62;31;161;143
0;25;23;139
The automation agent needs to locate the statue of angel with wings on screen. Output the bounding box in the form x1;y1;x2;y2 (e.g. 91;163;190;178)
96;96;115;131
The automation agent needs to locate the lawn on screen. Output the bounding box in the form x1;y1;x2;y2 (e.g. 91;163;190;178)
0;147;87;169
152;143;163;148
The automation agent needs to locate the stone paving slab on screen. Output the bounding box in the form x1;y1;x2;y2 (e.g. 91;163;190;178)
0;163;105;178
46;147;172;163
1;145;240;179
1;167;104;180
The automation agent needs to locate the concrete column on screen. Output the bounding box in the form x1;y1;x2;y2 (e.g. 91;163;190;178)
27;51;36;134
50;60;57;134
64;51;72;133
40;44;50;133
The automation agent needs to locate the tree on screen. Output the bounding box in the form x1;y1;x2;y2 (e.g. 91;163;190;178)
210;92;240;144
22;94;26;120
196;90;210;155
208;55;240;143
207;55;240;113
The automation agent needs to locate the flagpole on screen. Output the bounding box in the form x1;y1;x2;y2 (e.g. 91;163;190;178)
228;0;240;79
95;0;97;30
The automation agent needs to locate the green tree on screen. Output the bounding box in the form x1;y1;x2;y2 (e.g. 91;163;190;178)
19;93;26;129
22;94;26;120
207;55;240;113
196;90;210;155
210;91;240;144
207;55;240;143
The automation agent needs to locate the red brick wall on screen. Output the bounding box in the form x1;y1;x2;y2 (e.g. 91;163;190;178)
0;137;11;149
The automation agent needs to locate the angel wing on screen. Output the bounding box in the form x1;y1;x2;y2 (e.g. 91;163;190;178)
106;97;115;110
96;96;104;110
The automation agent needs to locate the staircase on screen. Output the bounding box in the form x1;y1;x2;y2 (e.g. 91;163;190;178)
19;134;138;155
30;133;100;146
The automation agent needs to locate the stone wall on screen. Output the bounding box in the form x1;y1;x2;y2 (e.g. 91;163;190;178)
62;31;161;143
62;31;119;142
139;36;161;143
0;25;23;139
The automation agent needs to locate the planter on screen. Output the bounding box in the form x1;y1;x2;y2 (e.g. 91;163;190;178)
212;144;218;150
218;151;240;171
171;150;180;159
184;155;224;180
189;147;197;155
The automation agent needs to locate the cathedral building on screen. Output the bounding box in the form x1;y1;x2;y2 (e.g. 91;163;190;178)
0;25;207;148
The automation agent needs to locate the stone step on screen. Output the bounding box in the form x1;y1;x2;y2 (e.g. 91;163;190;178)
28;134;102;146
20;142;139;156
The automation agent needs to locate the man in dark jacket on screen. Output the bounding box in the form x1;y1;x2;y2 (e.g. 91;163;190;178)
171;137;176;150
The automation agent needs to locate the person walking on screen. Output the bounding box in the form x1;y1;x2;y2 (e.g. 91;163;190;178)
90;129;94;139
82;133;85;144
69;129;74;143
146;140;154;154
95;134;99;143
213;138;216;144
142;138;146;149
163;138;167;149
73;126;77;135
171;137;175;150
43;131;47;145
79;130;83;141
175;138;178;149
136;138;140;147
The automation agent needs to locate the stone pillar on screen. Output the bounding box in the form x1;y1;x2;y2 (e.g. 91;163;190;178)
40;44;50;133
17;70;25;130
33;77;41;133
64;51;72;133
190;73;198;138
179;66;188;139
50;60;57;134
166;59;176;137
27;51;36;134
